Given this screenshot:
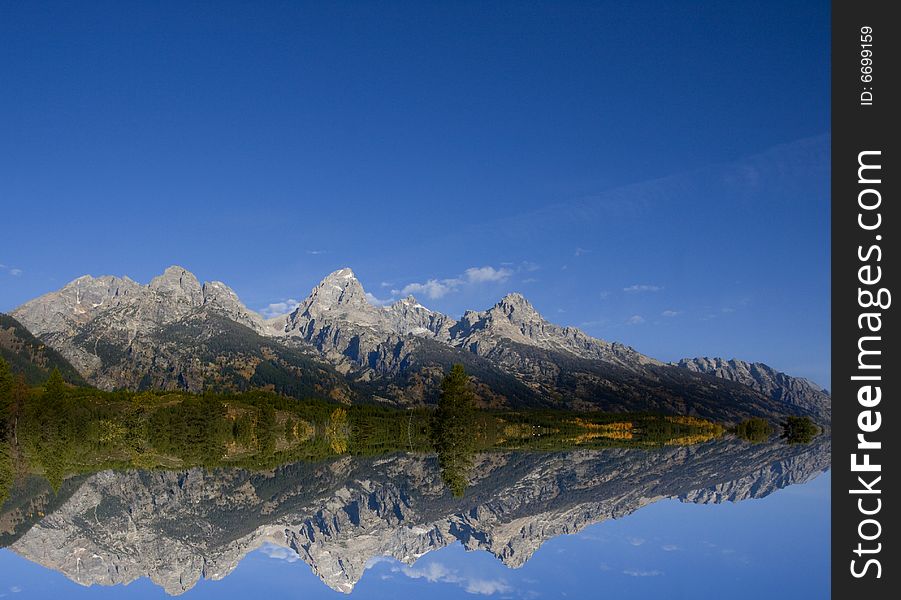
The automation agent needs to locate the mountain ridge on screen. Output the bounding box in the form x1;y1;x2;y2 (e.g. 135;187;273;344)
10;266;830;423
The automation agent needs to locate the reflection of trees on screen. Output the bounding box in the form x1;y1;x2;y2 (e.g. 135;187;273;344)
326;408;350;454
734;418;773;443
0;360;12;506
432;365;477;497
782;416;819;444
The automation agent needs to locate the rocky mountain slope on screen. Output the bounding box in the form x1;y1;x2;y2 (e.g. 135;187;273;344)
0;313;85;385
4;437;830;595
11;267;351;401
674;357;831;423
11;266;830;422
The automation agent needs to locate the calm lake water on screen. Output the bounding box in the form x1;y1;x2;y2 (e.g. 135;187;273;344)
0;437;830;599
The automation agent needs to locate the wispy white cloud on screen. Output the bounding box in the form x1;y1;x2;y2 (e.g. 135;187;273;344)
365;292;395;307
259;298;300;318
393;562;512;595
623;284;662;293
0;263;23;276
626;315;645;325
623;569;663;577
661;310;681;317
395;265;512;300
661;544;681;552
574;247;591;257
260;543;300;563
580;319;608;329
306;250;327;255
464;266;512;284
398;278;461;300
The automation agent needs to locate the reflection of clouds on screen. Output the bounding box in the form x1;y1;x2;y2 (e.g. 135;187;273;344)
364;555;395;569
623;569;663;577
393;561;512;596
259;543;300;563
626;536;646;546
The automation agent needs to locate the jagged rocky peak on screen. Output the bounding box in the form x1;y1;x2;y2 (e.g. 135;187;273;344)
201;280;266;332
491;292;541;322
60;274;143;311
11;273;144;335
298;267;369;314
383;294;455;339
395;294;428;310
148;265;204;306
384;295;435;320
457;292;547;336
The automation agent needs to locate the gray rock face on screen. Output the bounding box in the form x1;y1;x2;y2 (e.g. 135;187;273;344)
6;437;830;595
273;269;454;378
10;266;831;421
7;267;346;395
674;357;831;423
450;293;657;368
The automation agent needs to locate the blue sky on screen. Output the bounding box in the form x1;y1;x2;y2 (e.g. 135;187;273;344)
0;1;830;385
0;471;830;599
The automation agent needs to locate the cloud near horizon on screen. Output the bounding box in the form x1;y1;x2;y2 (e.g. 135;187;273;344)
396;265;513;300
365;291;395;307
259;298;300;318
393;561;512;596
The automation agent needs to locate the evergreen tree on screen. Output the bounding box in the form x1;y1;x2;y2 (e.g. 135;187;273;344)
43;368;66;402
433;364;477;497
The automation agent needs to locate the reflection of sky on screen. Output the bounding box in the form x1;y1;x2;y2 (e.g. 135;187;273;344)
0;471;829;599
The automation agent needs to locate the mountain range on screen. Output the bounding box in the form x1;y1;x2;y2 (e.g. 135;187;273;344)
7;265;830;423
2;437;830;594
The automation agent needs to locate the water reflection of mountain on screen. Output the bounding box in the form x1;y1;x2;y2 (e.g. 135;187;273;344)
2;436;829;595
